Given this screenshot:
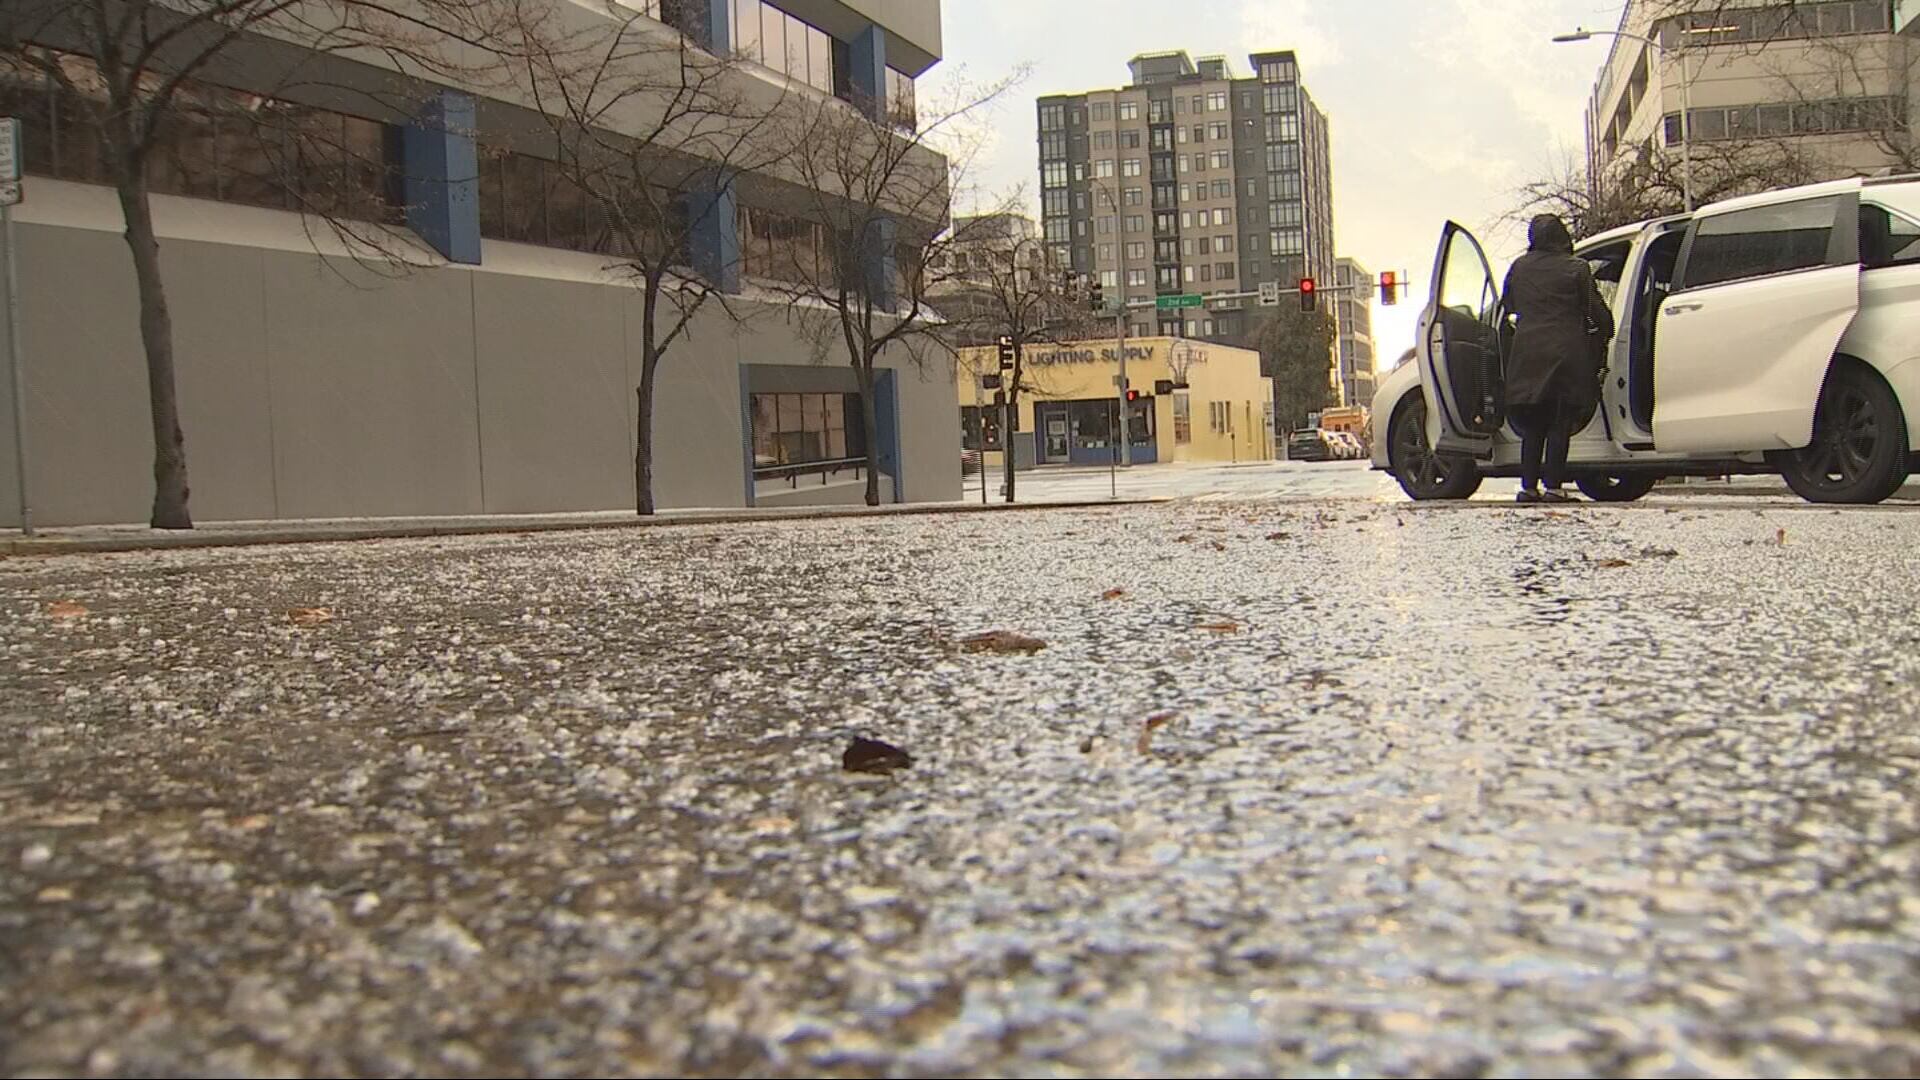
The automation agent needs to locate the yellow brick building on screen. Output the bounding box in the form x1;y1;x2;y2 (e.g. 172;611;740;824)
957;337;1274;469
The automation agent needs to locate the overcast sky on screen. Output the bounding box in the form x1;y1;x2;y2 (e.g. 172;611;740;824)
921;0;1634;363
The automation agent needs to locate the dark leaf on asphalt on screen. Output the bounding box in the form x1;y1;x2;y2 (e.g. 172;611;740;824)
1209;540;1227;552
960;630;1048;654
46;601;88;620
287;607;334;626
1595;558;1632;569
1639;547;1680;559
1101;588;1128;601
1175;534;1196;543
1266;532;1291;541
1137;712;1178;755
1195;621;1241;634
843;736;912;775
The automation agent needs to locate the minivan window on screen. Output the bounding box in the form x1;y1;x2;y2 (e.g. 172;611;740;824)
1681;196;1839;289
1861;204;1920;269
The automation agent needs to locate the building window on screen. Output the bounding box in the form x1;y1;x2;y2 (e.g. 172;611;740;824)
1097;215;1114;234
1043;161;1069;186
1127;268;1148;286
1121;130;1142;149
1192;124;1206;143
1044;217;1069;241
1198;265;1212;282
1119;101;1140;121
1092;101;1112;121
739;206;832;282
1270;227;1304;256
1093;130;1113;150
1158;266;1181;289
1173;395;1192;443
1154;211;1176;233
885;67;917;130
1122;158;1143;177
1179;154;1191;173
1096;160;1116;178
6;49;400;223
730;1;839;94
1100;268;1119;287
1273;200;1304;226
1212;179;1231;199
1210;150;1231;169
1210;122;1229;140
1126;215;1145;233
1039;103;1066;130
752;392;861;469
1150;99;1172;123
1216;261;1236;279
1041;131;1068;158
1099;243;1115;261
1043;188;1069;214
1656;1;1889;49
961;404;1002;451
1126;240;1147;260
1207;91;1228;112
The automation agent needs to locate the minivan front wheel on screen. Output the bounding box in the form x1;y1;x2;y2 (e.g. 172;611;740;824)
1390;395;1482;501
1775;361;1908;505
1575;474;1660;502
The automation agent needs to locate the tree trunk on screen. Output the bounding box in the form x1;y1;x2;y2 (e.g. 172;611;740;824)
635;353;659;516
856;360;881;507
117;181;191;529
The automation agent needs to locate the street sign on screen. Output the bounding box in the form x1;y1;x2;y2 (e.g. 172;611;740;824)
979;373;1002;390
1154;294;1203;310
1257;281;1281;306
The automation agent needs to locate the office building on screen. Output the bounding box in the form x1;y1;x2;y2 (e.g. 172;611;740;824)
0;0;955;526
1333;257;1376;409
1585;0;1914;194
1036;49;1337;346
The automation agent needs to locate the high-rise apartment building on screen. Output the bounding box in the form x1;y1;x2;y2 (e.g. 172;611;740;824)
1037;49;1337;345
1333;257;1375;409
1584;1;1914;195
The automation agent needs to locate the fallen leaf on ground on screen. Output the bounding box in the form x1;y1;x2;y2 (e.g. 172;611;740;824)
46;601;88;620
842;736;911;775
1639;547;1680;559
1265;532;1291;541
1078;736;1095;754
1595;558;1632;569
287;607;334;626
1777;527;1788;546
1137;712;1178;755
1174;534;1196;543
960;629;1048;654
1195;621;1241;634
1209;540;1227;551
746;815;796;834
1100;588;1128;601
36;886;73;904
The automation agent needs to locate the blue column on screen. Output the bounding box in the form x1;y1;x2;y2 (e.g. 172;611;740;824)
697;0;731;52
874;368;903;503
684;171;741;294
402;91;481;266
862;215;897;311
849;24;887;120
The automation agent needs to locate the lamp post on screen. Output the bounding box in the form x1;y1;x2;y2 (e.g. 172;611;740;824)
1555;26;1694;212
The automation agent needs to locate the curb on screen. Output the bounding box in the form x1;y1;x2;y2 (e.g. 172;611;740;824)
1;499;1168;557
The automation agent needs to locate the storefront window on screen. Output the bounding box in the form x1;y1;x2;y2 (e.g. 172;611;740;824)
751;392;863;470
1173;394;1192;444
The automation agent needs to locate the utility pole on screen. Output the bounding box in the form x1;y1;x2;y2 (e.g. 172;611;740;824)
0;117;29;536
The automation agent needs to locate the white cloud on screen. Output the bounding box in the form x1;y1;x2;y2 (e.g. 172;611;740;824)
1239;0;1345;69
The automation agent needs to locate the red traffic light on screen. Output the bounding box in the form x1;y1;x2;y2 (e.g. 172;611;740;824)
1379;270;1399;307
1125;389;1142;403
1298;277;1317;312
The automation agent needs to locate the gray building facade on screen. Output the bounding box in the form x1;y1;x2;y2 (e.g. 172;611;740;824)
1037;49;1337;346
0;0;957;528
1333;256;1376;409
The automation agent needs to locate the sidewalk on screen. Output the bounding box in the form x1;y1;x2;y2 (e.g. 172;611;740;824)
1;497;1162;557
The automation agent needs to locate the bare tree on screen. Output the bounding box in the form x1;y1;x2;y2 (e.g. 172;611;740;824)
1761;27;1918;174
764;79;1013;507
937;216;1100;501
503;1;789;514
0;0;511;528
1514;136;1820;239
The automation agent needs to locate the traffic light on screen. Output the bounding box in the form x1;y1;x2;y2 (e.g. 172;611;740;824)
1125;388;1142;403
1088;275;1105;313
1379;270;1398;307
1298;277;1317;312
996;334;1015;370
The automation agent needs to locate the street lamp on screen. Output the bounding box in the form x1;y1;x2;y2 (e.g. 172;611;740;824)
1555;26;1694;212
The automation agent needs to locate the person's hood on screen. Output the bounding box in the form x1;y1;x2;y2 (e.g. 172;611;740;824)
1528;214;1574;254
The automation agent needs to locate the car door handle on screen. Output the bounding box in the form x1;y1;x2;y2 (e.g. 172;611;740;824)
1665;302;1705;315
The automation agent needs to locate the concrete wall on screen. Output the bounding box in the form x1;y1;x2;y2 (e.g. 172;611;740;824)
0;180;958;527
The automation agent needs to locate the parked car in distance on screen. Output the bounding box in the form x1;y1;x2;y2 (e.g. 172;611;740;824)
1373;175;1920;504
1330;431;1365;460
1288;428;1337;462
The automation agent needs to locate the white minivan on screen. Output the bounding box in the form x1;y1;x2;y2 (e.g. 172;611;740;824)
1371;175;1920;504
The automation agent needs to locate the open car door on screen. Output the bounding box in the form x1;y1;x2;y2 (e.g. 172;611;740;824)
1417;222;1504;459
1653;185;1863;453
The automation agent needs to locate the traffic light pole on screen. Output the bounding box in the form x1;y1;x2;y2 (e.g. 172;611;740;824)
1114;297;1130;468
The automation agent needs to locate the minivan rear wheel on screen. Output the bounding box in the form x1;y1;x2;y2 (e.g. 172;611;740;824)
1390;396;1482;501
1775;361;1908;505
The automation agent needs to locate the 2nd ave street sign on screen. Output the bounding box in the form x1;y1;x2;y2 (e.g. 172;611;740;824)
1154;294;1203;310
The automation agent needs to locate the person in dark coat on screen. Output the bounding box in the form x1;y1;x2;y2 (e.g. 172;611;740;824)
1502;214;1615;503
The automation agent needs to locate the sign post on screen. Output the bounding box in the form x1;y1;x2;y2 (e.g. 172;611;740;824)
0;117;30;536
